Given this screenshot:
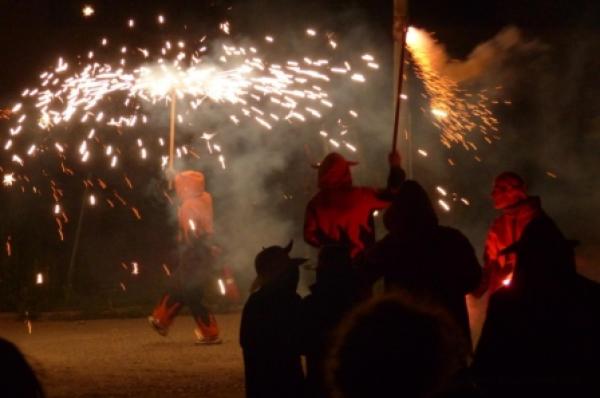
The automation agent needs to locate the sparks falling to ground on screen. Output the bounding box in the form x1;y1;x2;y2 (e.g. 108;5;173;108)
406;27;501;151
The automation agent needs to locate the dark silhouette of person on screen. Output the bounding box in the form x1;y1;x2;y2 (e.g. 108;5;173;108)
326;294;470;398
240;241;307;398
0;338;45;397
300;243;360;398
359;180;481;348
474;172;545;297
304;151;404;258
149;171;221;344
473;212;598;397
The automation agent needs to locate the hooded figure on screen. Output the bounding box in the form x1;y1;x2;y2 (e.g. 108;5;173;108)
304;152;404;258
240;241;307;398
473;215;589;397
475;172;543;296
149;170;221;345
360;181;481;347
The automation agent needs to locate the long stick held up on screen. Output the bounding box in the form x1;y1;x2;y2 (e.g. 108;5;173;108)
392;20;408;152
168;90;177;173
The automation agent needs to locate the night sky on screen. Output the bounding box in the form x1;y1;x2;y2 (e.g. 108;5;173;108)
0;0;598;308
0;0;597;99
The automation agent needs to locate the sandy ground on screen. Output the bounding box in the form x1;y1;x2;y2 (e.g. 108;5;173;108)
0;313;245;398
0;299;491;398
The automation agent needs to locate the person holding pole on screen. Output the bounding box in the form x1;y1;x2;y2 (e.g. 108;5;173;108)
148;170;222;345
303;151;404;258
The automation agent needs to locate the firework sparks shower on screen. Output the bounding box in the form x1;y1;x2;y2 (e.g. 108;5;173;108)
1;17;380;240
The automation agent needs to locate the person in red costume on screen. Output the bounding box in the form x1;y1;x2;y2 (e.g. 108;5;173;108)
304;151;404;258
148;170;222;345
475;172;543;296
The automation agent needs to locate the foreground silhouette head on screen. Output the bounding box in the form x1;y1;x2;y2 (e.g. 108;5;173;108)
0;338;45;397
326;294;466;398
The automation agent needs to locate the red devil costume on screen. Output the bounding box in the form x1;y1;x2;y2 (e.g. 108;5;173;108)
149;171;221;344
476;172;543;296
304;152;404;257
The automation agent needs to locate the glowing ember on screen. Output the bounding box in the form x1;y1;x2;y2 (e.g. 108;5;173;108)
218;278;226;295
3;173;15;186
438;199;450;212
82;5;95;18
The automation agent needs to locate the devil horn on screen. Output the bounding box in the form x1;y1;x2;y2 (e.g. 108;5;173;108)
284;240;293;253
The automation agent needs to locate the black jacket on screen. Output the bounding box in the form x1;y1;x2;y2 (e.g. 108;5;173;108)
240;285;303;398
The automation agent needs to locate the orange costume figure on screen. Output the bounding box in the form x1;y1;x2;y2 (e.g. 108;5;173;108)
476;172;543;296
149;171;221;344
304;152;404;258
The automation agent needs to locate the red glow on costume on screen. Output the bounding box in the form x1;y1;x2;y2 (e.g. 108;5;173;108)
304;153;389;257
175;171;213;242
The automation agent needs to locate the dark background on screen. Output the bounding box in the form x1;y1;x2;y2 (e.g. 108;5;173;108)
0;0;597;312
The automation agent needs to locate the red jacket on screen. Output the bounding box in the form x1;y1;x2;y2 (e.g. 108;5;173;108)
304;153;398;257
481;196;542;294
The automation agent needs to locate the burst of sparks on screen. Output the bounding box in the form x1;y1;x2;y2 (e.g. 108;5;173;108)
406;27;500;150
1;20;377;245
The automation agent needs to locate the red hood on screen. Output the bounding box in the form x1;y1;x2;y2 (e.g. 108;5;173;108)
317;153;357;189
174;170;205;201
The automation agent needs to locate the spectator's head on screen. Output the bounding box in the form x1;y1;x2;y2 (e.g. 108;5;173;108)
384;180;438;237
0;338;45;397
492;172;527;210
314;152;358;189
326;294;466;398
251;240;306;292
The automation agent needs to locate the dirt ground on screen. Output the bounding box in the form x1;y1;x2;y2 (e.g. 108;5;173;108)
0;313;245;398
0;297;492;398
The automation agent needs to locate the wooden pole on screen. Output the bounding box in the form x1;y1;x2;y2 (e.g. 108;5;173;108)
168;90;177;173
392;22;408;152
